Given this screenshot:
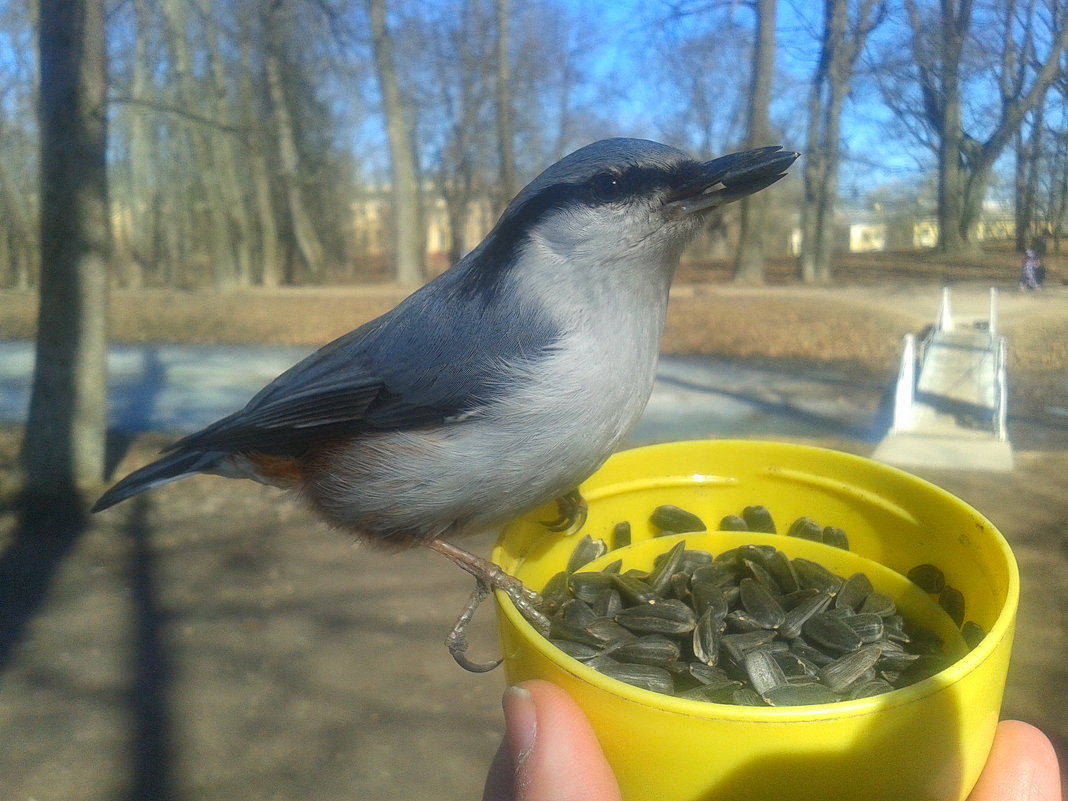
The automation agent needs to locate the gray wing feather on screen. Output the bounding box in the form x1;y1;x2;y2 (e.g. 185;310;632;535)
168;266;559;456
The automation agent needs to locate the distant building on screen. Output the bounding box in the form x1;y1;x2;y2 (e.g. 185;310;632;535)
788;211;1016;255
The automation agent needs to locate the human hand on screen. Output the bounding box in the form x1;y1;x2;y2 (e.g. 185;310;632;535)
483;680;1061;801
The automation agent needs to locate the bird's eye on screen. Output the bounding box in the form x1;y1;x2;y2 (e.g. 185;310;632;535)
590;172;627;203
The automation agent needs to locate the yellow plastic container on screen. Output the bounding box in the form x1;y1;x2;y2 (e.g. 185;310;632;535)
492;440;1018;801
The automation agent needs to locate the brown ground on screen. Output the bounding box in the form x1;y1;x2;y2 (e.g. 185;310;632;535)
1;256;1066;800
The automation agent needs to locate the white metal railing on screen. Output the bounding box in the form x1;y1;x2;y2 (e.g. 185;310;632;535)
988;287;999;337
892;333;916;432
994;336;1008;441
937;286;953;332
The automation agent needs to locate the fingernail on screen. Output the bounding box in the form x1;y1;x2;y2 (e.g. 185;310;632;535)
503;685;537;768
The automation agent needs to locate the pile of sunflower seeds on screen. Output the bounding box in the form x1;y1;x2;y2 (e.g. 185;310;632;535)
538;504;977;706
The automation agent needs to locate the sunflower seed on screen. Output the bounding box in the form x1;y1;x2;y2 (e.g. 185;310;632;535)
721;630;778;664
585;618;635;647
847;678;895;699
690;580;730;620
779;591;833;640
731;687;766;706
836;572;874;611
763;682;840;706
678;549;714;572
790;638;836;666
739;577;786;629
549;639;603;661
687;663;732;686
859;592;896;617
612;520;632;549
538;511;959;707
611;573;658;605
821;526;850;550
819;645;883;692
650;505;706;534
719;514;749;531
908;563;946;594
793;558;844;593
540;571;570;614
745;648;788;696
566;534;608;574
765;549;800;593
612;635;682;668
614;599;697;635
648;541;687;594
742;505;777;533
548;619;605;648
844;612;885;643
679;681;744;702
692;609;721;666
568;572;614;604
787;517;824;541
559;598;597;629
743;559;783;595
803;612;863;653
596;662;676;694
939;585;966;627
772;650;819;681
876;648;920;672
691;562;736;588
962;620;986;649
590;588;624;618
724;610;766;632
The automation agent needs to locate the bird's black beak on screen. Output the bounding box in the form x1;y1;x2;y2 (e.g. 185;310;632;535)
666;146;799;215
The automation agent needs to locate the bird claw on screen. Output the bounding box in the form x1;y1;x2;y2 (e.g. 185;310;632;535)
446;583;503;673
427;539;551;673
543;488;588;533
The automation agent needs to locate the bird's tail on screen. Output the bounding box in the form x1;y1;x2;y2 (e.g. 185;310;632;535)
92;449;220;512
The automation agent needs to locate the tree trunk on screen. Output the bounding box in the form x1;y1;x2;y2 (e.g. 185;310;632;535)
495;0;518;211
1015;98;1045;251
734;0;777;284
162;0;240;290
264;10;328;282
21;0;110;507
368;0;425;285
122;0;151;289
201;0;253;288
238;32;281;287
800;0;874;284
0;142;38;288
906;0;1067;254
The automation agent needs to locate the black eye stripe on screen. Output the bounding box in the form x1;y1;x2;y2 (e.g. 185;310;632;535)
461;159;698;295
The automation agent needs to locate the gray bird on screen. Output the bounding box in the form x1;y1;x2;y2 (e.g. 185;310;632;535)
94;138;797;668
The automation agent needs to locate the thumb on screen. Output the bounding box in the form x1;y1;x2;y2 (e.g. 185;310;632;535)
490;680;622;801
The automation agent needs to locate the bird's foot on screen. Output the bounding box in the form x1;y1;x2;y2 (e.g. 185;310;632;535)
426;539;551;673
543;487;588;533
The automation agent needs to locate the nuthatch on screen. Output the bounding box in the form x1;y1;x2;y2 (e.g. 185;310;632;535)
95;138;797;669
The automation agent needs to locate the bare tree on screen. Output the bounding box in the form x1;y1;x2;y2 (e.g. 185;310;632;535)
900;0;1067;253
20;0;109;507
494;0;518;210
799;0;885;283
734;0;778;283
1014;91;1047;251
420;0;495;266
368;0;425;285
264;2;330;283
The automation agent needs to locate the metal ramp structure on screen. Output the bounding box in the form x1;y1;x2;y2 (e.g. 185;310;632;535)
873;287;1013;471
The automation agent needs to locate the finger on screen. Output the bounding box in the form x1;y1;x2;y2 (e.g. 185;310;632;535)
503;680;622;801
482;738;515;801
968;720;1062;801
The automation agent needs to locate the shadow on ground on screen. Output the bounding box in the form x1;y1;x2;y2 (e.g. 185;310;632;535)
0;424;1064;801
